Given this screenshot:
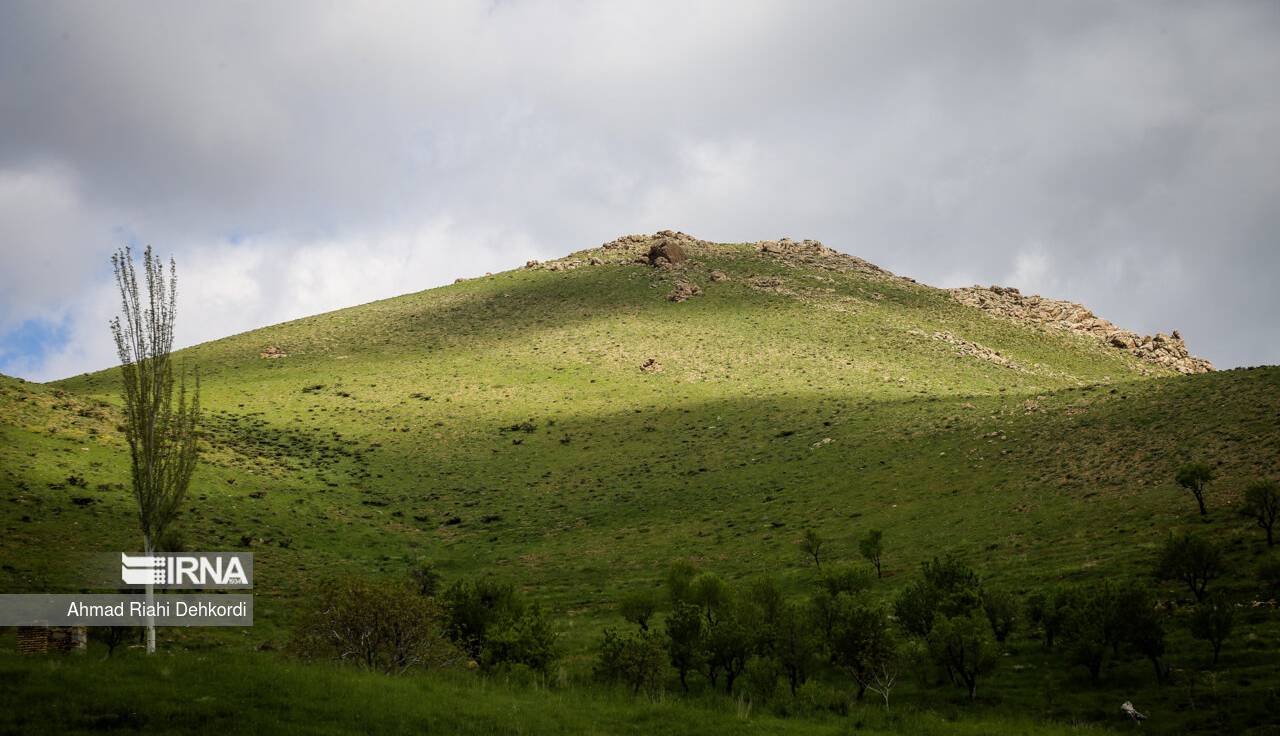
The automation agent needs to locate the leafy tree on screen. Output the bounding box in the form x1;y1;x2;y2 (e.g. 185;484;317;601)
440;577;524;661
292;577;455;674
619;588;660;632
666;560;699;605
1113;586;1168;684
1026;587;1076;650
817;563;873;599
828;593;897;701
483;603;560;674
1242;480;1279;547
1059;584;1113;683
859;529;884;578
688;572;729;627
981;588;1018;643
110;246;201;654
894;554;982;637
703;599;751;693
1259;555;1280;595
1176;462;1215;516
409;559;442;598
1156;532;1223;601
664;601;705;692
772;599;820;696
594;627;666;695
799;528;826;569
1189;595;1234;665
927;612;998;701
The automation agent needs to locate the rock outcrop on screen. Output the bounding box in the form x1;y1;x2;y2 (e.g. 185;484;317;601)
949;285;1213;374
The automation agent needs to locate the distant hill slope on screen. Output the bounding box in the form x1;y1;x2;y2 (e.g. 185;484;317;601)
2;232;1275;628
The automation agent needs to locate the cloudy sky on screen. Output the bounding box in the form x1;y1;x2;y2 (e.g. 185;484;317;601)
1;1;1277;381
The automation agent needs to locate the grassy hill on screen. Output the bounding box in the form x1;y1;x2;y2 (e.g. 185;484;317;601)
2;233;1278;734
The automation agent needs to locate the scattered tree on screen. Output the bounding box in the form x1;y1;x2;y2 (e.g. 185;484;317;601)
1176;462;1215;516
409;559;442;597
772;600;820;696
1242;480;1279;547
1156;532;1223;601
665;602;706;692
440;577;524;661
1189;595;1234;665
927;612;998;701
482;603;560;674
981;588;1018;643
619;588;660;632
595;627;666;695
292;577;455;674
110;246;201;654
859;529;884;578
828;593;897;701
799;528;826;569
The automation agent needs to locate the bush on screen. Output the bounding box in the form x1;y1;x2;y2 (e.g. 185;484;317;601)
482;603;560;674
1155;532;1223;601
858;529;884;578
441;577;524;661
594;627;666;695
291;577;455;674
409;559;442;597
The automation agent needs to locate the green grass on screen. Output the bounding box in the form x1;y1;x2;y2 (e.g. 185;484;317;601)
2;239;1278;733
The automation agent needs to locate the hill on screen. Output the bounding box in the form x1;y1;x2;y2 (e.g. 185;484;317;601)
2;232;1278;734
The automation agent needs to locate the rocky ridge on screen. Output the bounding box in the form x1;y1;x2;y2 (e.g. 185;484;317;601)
949;285;1213;374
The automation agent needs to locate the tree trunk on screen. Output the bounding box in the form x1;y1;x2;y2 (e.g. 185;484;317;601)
144;536;156;654
1196;492;1207;516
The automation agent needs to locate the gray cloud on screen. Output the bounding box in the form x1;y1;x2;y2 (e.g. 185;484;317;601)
1;0;1277;380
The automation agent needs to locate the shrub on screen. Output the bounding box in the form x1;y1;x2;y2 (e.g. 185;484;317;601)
1155;532;1223;601
817;564;873;599
594;627;666;695
1176;462;1215;516
482;603;560;674
1241;480;1279;547
409;559;442;597
1189;595;1234;665
292;577;455;674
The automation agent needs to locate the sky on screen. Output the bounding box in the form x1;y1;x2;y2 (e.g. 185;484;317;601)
1;1;1277;381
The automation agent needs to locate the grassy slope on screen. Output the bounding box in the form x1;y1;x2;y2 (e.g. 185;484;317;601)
2;240;1278;733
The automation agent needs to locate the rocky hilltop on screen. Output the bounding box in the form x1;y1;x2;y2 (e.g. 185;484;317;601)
525;230;1212;375
949;285;1213;374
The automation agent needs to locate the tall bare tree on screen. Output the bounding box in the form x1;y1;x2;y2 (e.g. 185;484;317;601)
110;246;200;654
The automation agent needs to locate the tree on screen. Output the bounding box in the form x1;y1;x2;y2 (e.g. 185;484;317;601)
1026;587;1076;650
981;588;1018;643
828;593;897;702
409;559;442;597
688;572;728;627
927;612;998;701
1156;532;1223;601
440;577;524;661
799;528;826;569
664;601;705;692
1242;480;1279;547
291;577;455;674
1059;584;1113;683
894;554;982;637
595;628;666;695
1189;595;1234;665
482;603;560;674
1113;586;1168;684
703;600;751;694
1176;462;1215;516
110;246;201;655
859;529;884;578
619;589;660;632
666;560;699;605
772;600;820;696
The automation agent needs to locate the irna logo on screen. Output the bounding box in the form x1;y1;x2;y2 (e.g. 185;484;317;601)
120;553;251;588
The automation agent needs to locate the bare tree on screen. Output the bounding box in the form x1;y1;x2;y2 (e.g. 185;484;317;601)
110;246;200;654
